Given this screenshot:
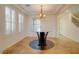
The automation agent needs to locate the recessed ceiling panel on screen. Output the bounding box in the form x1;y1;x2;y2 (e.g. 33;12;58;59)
22;4;65;15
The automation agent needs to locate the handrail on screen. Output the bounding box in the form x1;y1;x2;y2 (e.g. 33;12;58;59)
72;14;79;21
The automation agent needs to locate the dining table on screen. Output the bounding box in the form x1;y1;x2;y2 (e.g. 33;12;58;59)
36;32;48;46
30;31;54;50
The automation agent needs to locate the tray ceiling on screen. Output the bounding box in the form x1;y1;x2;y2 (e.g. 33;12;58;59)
21;4;66;15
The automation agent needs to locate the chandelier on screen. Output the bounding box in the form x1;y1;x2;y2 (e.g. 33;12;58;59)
39;5;46;18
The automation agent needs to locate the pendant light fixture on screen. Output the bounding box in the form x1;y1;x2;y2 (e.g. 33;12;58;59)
39;5;46;19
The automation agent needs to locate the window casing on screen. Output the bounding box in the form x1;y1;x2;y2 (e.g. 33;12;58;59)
33;19;41;32
18;14;24;32
5;7;15;34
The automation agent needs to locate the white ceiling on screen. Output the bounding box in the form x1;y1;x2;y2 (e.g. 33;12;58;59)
21;4;66;15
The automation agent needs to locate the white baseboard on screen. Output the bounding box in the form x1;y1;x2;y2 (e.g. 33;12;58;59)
58;34;79;43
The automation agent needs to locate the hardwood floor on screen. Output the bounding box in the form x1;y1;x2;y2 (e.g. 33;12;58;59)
3;36;79;54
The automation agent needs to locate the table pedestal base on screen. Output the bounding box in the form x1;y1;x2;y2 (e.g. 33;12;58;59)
29;40;54;50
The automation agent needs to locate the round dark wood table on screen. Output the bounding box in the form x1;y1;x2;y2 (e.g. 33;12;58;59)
30;32;54;50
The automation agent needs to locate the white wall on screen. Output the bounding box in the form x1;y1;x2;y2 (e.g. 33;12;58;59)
57;9;79;43
27;15;57;37
41;15;57;37
0;5;29;53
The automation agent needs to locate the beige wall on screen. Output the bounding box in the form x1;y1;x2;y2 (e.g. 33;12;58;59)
0;5;29;53
57;6;79;43
26;15;57;37
41;15;57;37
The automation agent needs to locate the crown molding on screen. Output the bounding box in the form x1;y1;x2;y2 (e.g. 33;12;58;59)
56;4;72;16
13;4;29;16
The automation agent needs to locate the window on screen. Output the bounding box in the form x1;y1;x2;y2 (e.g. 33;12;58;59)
11;10;15;32
5;7;15;34
19;14;24;32
33;19;41;32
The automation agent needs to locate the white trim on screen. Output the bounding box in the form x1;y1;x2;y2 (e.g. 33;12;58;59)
13;5;29;15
